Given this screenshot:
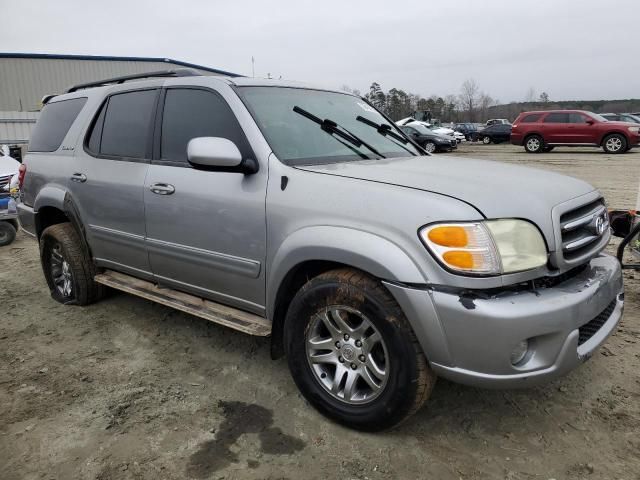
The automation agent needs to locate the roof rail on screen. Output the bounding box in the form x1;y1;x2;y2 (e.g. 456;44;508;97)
66;68;201;93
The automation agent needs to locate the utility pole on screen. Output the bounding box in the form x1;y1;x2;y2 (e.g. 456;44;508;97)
251;57;255;78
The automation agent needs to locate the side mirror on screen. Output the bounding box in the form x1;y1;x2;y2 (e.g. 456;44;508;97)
187;137;243;169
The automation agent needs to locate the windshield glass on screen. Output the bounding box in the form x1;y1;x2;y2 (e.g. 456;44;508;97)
238;87;420;165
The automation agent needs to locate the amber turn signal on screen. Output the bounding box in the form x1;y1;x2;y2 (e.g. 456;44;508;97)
427;226;468;247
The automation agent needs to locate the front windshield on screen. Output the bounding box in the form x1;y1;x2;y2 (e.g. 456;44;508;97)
238;87;421;165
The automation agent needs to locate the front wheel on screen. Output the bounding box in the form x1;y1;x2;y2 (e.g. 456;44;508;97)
482;136;491;144
423;141;436;153
40;223;105;305
602;134;627;154
284;269;435;431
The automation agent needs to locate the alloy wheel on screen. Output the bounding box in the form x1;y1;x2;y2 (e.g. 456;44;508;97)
50;243;73;298
306;306;389;405
606;136;623;152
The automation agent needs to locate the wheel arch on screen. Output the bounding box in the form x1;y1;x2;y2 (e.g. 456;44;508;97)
267;226;426;359
599;130;630;145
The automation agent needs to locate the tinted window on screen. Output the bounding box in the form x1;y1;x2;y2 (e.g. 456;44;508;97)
87;101;106;153
569;113;589;123
29;98;87;152
521;114;542;123
544;112;569;123
100;89;157;158
160;88;251;163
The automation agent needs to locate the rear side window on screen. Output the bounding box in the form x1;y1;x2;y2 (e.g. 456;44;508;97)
160;88;251;163
544;112;569;123
99;89;157;158
29;98;87;152
521;114;541;123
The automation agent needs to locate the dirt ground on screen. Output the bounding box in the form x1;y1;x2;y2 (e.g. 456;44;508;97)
1;144;639;480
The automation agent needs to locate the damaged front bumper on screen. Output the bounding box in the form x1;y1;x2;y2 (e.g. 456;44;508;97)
384;253;624;388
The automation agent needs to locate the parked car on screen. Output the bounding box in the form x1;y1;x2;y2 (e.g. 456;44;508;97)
511;110;640;154
399;124;458;152
0;146;20;195
600;113;640;124
0;196;18;246
486;118;511;126
397;118;462;144
454;123;478;140
19;70;624;431
478;123;512;144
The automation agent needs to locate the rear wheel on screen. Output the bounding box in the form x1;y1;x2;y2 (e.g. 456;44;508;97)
482;136;491;144
524;135;544;153
40;223;105;305
284;269;435;431
0;221;16;247
602;134;627;154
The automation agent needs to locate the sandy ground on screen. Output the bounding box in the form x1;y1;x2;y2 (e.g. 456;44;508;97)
1;143;639;480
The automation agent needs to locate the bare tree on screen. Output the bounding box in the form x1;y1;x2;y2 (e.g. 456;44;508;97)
539;91;550;103
459;79;479;122
478;93;495;122
524;87;537;103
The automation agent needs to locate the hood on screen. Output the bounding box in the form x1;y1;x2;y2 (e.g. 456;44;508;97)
297;155;596;249
0;156;20;177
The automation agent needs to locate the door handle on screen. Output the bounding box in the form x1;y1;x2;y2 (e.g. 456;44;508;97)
150;183;175;195
70;173;87;183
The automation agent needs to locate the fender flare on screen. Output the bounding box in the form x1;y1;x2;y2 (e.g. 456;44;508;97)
33;185;67;213
266;226;426;318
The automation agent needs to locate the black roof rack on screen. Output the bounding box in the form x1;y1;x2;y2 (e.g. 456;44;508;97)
66;68;201;93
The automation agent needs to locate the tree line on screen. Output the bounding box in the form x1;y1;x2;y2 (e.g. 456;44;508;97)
344;80;640;123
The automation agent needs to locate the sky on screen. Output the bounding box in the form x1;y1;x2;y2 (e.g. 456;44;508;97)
1;0;638;103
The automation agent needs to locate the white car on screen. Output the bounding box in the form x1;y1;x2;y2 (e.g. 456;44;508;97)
396;118;464;143
1;147;20;193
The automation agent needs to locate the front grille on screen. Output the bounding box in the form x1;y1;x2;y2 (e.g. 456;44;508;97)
559;198;608;262
0;174;10;189
578;299;616;345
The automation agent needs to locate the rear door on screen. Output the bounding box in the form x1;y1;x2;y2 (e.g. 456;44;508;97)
70;88;158;278
143;86;267;314
541;112;570;143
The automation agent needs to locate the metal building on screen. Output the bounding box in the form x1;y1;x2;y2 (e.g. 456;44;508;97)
0;53;240;148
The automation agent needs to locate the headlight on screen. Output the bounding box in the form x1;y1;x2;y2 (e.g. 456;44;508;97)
419;220;547;275
628;126;640;134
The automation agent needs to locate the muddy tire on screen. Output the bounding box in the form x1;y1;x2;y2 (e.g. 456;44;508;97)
602;134;627;154
0;221;17;247
284;268;435;431
40;223;105;305
524;134;544;153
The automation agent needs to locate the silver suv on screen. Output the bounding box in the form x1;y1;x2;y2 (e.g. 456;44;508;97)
18;70;624;431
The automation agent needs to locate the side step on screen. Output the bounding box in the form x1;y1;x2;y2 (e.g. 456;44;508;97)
94;270;271;336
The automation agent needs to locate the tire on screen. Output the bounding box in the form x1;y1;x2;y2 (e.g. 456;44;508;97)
524;135;544;153
543;146;555;152
423;141;436;153
482;136;491;144
40;223;105;305
602;134;627;154
284;268;435;431
0;221;17;247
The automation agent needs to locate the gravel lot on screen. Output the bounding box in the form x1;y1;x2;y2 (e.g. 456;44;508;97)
1;143;639;480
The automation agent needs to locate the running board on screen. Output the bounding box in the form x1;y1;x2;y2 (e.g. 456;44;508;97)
94;270;271;336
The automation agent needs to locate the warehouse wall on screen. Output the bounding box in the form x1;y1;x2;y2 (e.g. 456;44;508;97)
0;57;227;111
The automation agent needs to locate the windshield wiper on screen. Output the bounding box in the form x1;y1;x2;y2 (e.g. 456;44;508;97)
356;116;418;155
293;106;385;159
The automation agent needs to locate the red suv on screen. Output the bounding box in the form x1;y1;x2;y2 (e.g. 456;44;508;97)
510;110;640;154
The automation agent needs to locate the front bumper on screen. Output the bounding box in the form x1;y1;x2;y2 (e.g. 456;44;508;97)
384;253;624;388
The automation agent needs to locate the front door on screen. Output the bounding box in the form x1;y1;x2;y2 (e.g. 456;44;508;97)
70;88;158;278
566;112;597;144
143;87;267;314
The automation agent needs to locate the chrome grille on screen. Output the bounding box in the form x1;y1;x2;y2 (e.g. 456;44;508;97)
560;198;608;262
0;174;10;189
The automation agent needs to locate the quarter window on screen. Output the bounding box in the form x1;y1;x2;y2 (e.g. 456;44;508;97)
29;97;87;152
97;89;157;158
160;88;251;163
521;114;542;123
